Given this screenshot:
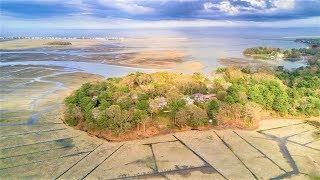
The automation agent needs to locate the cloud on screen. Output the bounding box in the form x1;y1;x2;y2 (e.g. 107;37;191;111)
1;13;319;30
272;0;295;10
213;1;240;15
202;0;296;17
0;0;319;28
97;0;154;14
244;0;266;8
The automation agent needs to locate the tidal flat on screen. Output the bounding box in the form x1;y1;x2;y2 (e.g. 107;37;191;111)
0;65;102;125
0;38;203;71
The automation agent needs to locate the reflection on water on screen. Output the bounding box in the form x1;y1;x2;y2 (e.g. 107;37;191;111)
1;27;319;74
0;61;156;77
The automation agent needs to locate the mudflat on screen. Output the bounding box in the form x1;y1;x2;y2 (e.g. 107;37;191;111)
1;65;319;179
0;39;102;50
0;38;204;71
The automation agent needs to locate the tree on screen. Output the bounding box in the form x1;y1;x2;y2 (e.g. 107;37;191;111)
64;105;83;126
136;99;149;111
168;99;186;118
225;84;246;104
272;92;290;114
247;84;264;105
116;95;134;110
175;105;208;128
104;105;135;134
207;99;220;124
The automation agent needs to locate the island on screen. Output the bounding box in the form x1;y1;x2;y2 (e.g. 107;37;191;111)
243;46;283;60
64;52;320;141
295;38;320;49
45;41;72;46
243;45;319;61
243;46;305;60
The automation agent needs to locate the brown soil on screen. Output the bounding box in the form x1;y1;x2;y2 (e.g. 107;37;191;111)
64;116;214;142
91;126;215;142
215;123;259;131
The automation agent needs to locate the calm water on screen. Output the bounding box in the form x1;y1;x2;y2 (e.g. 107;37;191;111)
1;27;319;76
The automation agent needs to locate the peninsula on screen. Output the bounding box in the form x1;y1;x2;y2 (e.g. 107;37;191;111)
64;46;320;141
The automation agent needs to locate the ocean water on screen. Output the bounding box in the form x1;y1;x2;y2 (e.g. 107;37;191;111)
1;27;319;76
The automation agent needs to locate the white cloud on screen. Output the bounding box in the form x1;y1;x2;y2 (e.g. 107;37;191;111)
203;0;298;16
272;0;295;10
203;2;214;10
243;0;266;8
215;1;240;15
98;0;154;14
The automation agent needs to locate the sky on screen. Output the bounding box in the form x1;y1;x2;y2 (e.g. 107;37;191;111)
1;0;320;29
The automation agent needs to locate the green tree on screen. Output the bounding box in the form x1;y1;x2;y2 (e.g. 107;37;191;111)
116;95;134;110
168;99;186;119
136;99;149;111
272;92;290;114
104;105;135;134
64;105;82;126
175;105;208;128
225;84;246;104
206;99;220;125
